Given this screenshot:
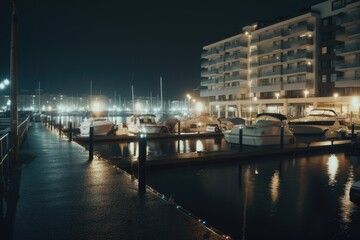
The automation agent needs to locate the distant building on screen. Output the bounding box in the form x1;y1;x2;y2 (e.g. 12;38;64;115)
200;0;360;119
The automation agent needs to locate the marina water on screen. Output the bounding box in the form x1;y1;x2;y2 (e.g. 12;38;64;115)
88;138;360;240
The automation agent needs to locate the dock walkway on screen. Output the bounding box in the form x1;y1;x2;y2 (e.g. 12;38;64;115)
7;122;224;240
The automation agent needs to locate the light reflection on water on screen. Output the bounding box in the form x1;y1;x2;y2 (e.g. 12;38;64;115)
143;153;360;240
83;135;360;239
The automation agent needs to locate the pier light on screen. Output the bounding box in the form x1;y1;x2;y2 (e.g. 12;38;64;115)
275;92;280;100
333;93;339;99
304;89;309;98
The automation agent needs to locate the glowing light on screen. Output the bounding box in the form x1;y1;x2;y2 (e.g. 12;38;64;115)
327;154;339;186
196;140;204;152
196;102;204;112
270;171;280;203
92;101;102;112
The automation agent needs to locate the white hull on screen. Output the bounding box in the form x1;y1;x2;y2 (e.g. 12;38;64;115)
80;118;114;136
289;109;348;138
224;129;294;146
223;113;295;146
127;114;157;134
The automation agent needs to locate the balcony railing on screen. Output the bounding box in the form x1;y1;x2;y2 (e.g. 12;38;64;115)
336;43;360;55
283;66;312;75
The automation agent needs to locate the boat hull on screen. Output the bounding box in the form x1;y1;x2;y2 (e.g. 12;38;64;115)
80;118;115;136
224;131;294;146
350;181;360;203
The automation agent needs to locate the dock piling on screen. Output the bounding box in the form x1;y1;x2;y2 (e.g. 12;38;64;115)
280;124;284;149
239;127;243;152
138;133;147;194
68;121;73;142
89;126;94;161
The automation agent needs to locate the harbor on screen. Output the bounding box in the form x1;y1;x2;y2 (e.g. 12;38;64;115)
0;114;359;240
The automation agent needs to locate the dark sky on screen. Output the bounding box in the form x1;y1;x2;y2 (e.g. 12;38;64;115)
0;0;321;100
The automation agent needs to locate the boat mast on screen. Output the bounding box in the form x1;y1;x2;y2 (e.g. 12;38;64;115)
132;85;135;114
160;76;163;114
38;81;41;112
90;80;92;111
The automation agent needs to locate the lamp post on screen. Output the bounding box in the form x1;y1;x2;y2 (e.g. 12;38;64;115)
333;93;339;112
303;89;309;116
275;92;280;113
10;0;19;163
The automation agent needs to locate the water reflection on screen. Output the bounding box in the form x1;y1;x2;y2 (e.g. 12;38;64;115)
270;170;280;204
327;154;339;186
145;153;360;240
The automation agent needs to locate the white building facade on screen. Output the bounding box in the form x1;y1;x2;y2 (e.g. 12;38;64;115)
200;0;360;120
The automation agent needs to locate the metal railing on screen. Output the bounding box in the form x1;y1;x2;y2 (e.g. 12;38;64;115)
0;116;30;167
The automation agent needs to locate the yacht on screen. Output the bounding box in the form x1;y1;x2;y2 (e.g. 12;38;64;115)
127;114;158;134
223;113;294;146
350;181;360;203
174;113;220;133
79;117;115;136
288;109;349;139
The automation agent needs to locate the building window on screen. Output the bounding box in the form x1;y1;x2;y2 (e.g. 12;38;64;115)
322;75;327;83
332;0;345;10
322;47;328;54
322;18;329;27
331;73;337;82
355;70;360;79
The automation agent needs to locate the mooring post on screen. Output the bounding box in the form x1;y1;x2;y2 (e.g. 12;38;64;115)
280;124;284;149
351;122;355;146
68;121;73;142
89;125;94;161
59;118;62;136
138;132;147;194
239;126;243;152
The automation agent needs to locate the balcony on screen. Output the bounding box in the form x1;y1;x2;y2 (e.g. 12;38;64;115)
224;64;241;72
283;79;313;90
224;52;247;61
336;60;360;70
284;52;313;61
336;43;360;55
224;75;241;82
201;47;224;58
282;66;312;75
335;77;360;88
201;69;218;77
340;13;360;26
258;69;282;78
225;40;248;50
251;82;281;93
200;86;241;97
287;23;314;36
346;26;360;38
200;78;218;86
258;57;282;67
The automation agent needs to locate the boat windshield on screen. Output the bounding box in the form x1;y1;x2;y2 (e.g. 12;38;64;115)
308;109;337;117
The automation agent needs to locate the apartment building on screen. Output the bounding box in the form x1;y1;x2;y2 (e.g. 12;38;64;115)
200;0;360;119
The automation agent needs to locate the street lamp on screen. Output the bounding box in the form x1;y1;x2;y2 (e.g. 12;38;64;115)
333;93;339;111
304;89;309;115
275;92;280;113
0;78;10;89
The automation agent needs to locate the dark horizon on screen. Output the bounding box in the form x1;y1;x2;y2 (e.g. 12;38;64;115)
0;0;321;100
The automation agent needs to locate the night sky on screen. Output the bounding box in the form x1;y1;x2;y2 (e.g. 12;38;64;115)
0;0;321;100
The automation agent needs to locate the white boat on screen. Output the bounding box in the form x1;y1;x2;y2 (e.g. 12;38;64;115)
80;117;115;136
175;113;220;133
142;125;171;135
223;113;295;146
127;114;158;134
288;109;349;139
350;181;360;203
